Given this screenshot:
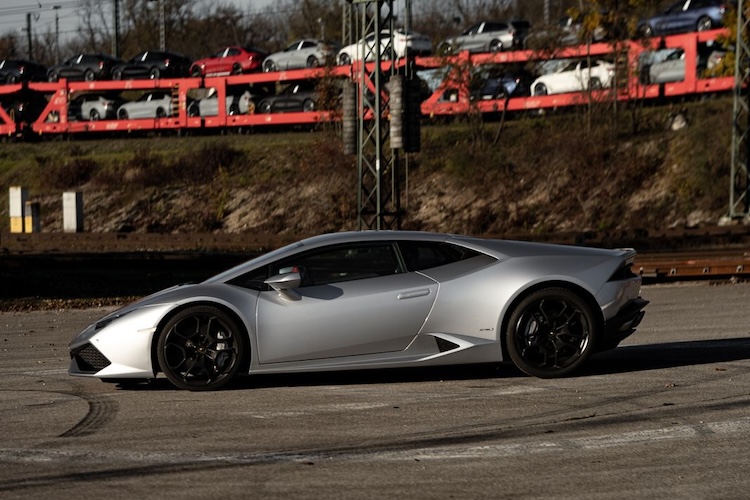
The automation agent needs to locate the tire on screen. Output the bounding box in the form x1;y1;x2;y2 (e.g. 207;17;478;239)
149;67;161;80
306;55;319;68
89;109;101;121
84;69;95;82
48;72;59;82
302;99;315;112
505;288;600;379
489;39;503;52
338;53;351;66
156;305;246;391
231;63;242;75
190;66;202;78
188;103;199;117
437;42;453;56
263;60;276;73
533;82;548;96
228;103;240;115
6;74;18;84
696;16;712;32
118;108;128;119
258;100;272;114
639;24;653;38
112;68;123;80
156;107;166;118
590;77;602;90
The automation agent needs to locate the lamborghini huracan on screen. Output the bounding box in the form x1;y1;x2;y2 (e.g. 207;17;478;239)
69;231;648;391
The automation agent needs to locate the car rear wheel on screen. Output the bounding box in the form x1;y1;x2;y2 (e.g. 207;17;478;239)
149;67;161;79
190;66;202;77
84;69;95;82
48;72;59;82
534;82;548;96
696;16;712;32
306;55;320;68
639;24;653;38
231;63;242;75
489;39;503;52
112;69;123;80
157;306;246;391
156;107;166;118
505;288;599;378
89;109;101;121
590;77;602;90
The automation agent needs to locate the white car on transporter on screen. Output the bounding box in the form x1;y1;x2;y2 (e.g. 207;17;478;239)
337;29;432;65
530;59;615;96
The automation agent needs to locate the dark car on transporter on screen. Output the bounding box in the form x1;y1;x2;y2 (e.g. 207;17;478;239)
0;59;47;84
637;0;730;37
47;53;122;82
111;50;192;80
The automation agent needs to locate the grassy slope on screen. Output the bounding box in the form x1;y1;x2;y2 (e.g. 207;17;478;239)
0;96;733;238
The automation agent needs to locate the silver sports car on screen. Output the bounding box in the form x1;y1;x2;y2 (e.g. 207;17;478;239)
69;231;648;391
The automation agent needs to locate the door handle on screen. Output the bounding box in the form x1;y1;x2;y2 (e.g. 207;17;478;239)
397;289;431;300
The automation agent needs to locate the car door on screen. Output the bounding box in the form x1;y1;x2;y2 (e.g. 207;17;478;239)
206;48;229;75
255;242;438;364
661;0;691;33
286;41;306;68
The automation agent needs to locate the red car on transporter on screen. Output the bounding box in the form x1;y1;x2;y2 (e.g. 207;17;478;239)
189;46;268;77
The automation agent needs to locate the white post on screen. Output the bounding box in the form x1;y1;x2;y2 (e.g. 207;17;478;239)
9;186;28;233
63;192;84;233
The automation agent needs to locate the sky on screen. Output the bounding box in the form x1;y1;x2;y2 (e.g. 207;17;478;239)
0;0;275;46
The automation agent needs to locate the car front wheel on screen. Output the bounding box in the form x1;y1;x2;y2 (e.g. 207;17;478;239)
89;109;101;121
505;288;599;378
157;306;246;391
302;99;315;112
533;82;548;96
338;53;351;66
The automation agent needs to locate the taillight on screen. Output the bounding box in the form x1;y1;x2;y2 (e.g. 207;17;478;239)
164;58;170;67
19;65;25;74
99;61;104;69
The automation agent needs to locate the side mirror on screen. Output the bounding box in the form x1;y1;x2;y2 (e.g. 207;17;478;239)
265;271;302;300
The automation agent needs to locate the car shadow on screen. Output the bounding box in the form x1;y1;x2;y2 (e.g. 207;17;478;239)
580;337;750;377
116;337;750;391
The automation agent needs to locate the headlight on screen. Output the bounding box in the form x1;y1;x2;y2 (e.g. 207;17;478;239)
95;310;134;331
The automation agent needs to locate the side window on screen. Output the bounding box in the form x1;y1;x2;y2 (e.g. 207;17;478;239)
397;241;484;272
272;243;401;286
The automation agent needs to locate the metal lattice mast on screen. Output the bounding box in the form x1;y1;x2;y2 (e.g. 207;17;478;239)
730;0;750;219
350;0;400;230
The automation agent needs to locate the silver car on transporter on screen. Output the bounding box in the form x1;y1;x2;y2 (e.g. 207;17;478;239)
69;231;648;391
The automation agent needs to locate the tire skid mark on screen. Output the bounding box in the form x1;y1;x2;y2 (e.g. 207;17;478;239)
58;393;119;438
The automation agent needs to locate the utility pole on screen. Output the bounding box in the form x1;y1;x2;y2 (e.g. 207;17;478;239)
112;0;120;58
159;0;166;51
53;5;61;63
26;13;32;60
730;0;750;219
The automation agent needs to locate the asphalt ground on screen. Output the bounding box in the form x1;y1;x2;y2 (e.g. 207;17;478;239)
1;282;749;499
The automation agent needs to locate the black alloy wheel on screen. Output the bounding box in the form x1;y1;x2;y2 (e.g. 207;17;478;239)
157;306;246;391
506;288;599;378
